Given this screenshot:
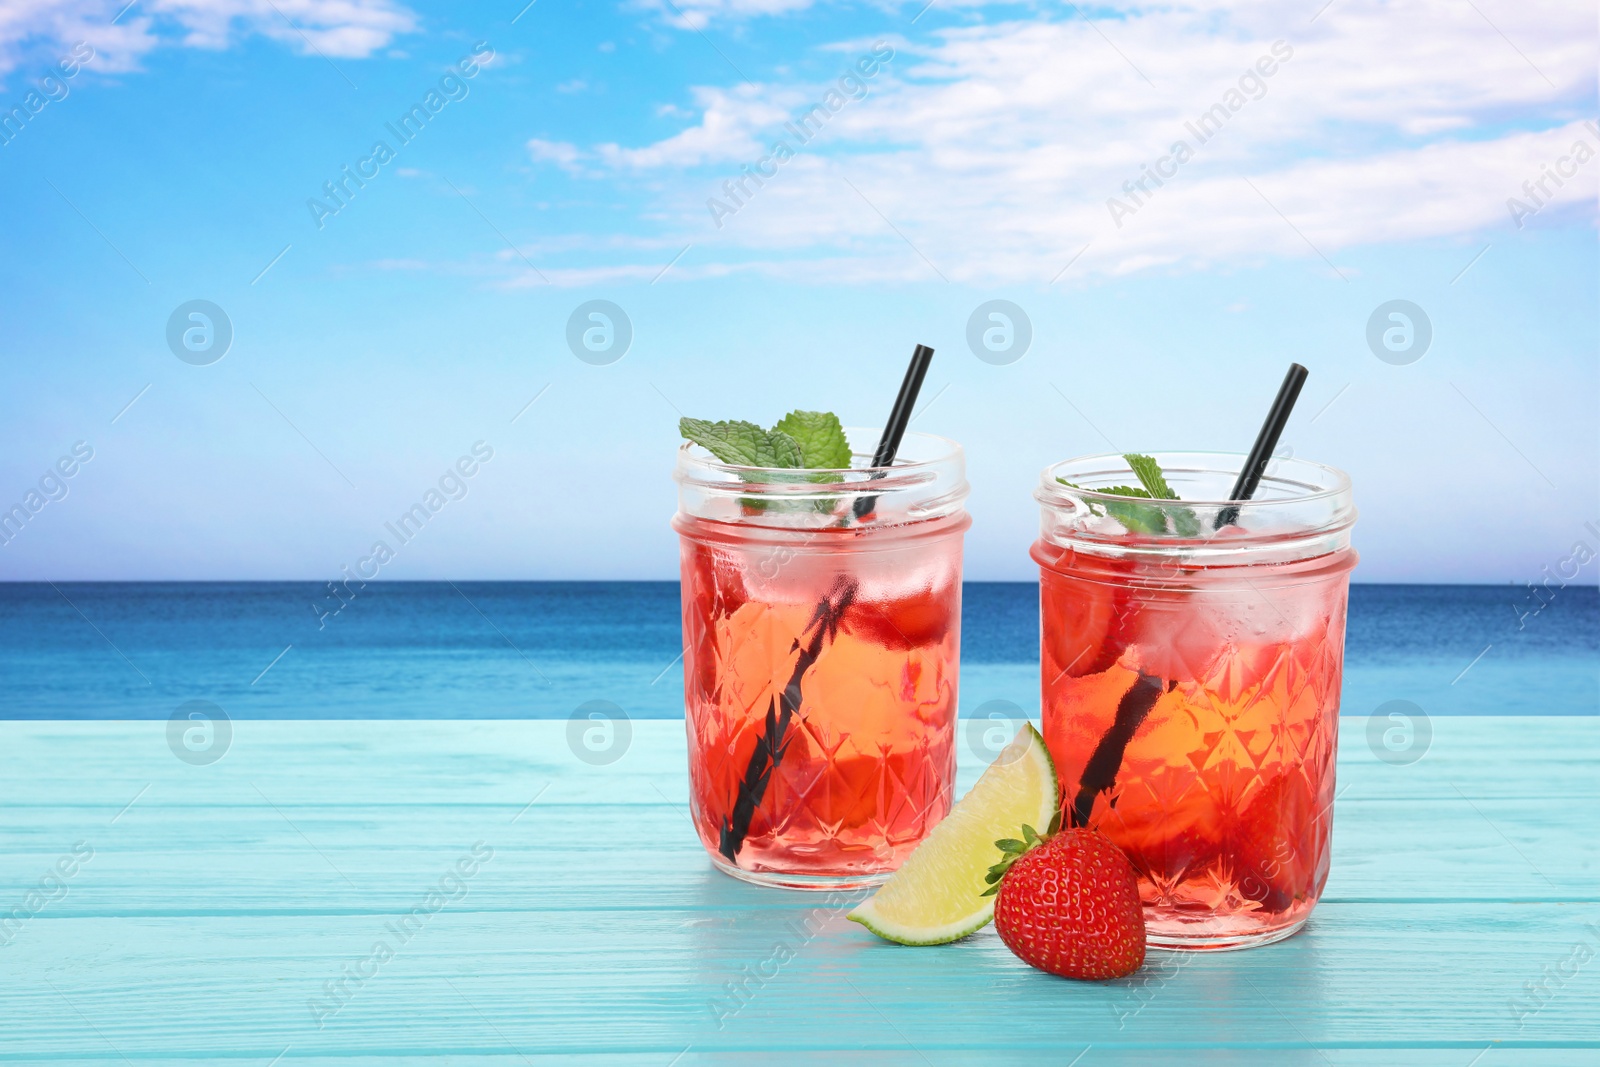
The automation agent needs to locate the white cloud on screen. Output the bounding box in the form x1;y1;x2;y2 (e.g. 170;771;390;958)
635;0;820;32
527;137;586;174
0;0;416;79
595;84;798;169
566;0;1598;282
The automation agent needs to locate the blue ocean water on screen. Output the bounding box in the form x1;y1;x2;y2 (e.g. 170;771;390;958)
0;583;1592;719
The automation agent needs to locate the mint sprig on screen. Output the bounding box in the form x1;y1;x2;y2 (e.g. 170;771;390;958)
680;411;849;470
681;411;852;515
1058;478;1163;533
1057;454;1202;537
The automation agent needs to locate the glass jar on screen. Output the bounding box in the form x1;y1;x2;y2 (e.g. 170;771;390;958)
674;430;969;890
1035;452;1357;948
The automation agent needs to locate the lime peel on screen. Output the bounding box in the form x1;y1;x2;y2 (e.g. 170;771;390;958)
848;724;1060;946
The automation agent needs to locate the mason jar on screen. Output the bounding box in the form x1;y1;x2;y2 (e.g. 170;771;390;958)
674;430;969;890
1035;452;1357;948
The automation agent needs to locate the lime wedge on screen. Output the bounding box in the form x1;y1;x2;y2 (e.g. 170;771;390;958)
848;724;1060;945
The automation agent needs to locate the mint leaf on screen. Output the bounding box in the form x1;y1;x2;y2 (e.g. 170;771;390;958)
1103;496;1168;535
1125;454;1175;499
681;411;855;517
1058;480;1162;526
1122;454;1202;537
679;418;803;468
773;411;851;514
1062;465;1205;536
772;410;851;469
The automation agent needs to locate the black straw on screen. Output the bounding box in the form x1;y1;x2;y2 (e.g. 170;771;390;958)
1215;362;1309;529
852;344;935;519
1069;674;1169;827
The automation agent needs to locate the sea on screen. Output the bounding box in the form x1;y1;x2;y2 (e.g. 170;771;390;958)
0;583;1593;720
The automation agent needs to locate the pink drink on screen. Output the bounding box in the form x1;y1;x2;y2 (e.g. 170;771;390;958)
1035;453;1356;948
675;431;970;890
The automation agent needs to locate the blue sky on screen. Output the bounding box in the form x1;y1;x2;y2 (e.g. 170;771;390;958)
0;0;1594;582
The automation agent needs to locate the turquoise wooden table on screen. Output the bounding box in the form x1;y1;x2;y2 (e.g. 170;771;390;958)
2;716;1596;1064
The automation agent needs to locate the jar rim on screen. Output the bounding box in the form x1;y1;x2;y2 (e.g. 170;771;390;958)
1036;450;1355;564
1037;450;1351;510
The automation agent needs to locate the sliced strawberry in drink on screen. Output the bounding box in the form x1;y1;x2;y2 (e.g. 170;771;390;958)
1232;771;1324;913
687;541;748;616
1041;568;1114;678
684;542;748;700
1041;563;1151;679
1098;587;1151;674
843;587;953;650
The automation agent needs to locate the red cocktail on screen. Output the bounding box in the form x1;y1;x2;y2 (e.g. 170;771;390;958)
1036;452;1356;948
676;430;969;889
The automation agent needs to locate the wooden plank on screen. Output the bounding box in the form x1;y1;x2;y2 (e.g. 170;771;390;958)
18;1055;1600;1066
1;904;1597;1057
0;795;1593;915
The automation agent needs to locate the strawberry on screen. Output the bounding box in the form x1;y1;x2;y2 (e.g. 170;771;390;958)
1232;771;1323;914
688;541;748;617
1039;555;1154;679
1040;568;1116;677
683;542;747;700
842;587;952;650
988;825;1146;980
